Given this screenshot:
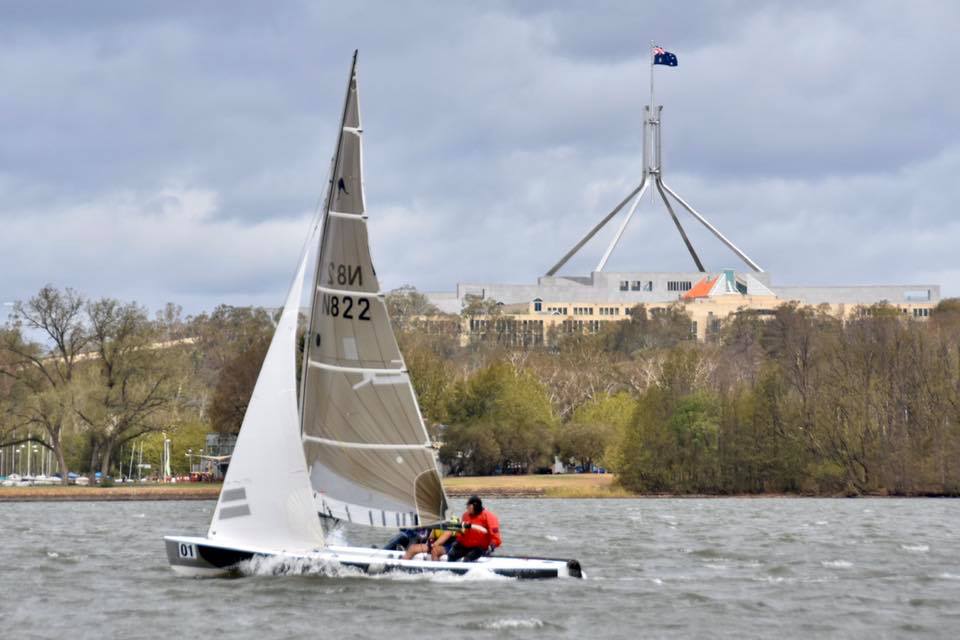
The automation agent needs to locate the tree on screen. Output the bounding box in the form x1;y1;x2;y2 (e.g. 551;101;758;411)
385;285;441;331
0;286;89;481
397;332;455;430
208;336;269;433
192;305;275;429
602;303;693;354
443;361;557;473
440;421;501;475
460;294;503;318
561;391;638;471
74;298;185;475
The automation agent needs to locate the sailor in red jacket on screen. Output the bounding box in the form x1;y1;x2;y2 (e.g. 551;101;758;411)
446;495;501;562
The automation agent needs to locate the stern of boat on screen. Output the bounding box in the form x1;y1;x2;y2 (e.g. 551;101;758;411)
164;536;254;578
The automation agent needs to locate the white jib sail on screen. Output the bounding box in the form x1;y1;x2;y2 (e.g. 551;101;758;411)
300;53;448;528
207;229;325;552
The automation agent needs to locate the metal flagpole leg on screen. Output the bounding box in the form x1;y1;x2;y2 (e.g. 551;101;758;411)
660;181;764;272
655;179;705;272
596;180;650;271
545;180;646;276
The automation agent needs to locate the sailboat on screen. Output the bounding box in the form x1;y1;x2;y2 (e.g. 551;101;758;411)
164;52;583;580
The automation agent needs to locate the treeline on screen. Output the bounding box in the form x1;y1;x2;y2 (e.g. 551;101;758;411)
3;284;960;496
392;290;960;496
0;286;280;479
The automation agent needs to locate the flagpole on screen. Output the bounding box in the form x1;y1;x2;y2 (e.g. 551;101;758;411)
649;41;655;179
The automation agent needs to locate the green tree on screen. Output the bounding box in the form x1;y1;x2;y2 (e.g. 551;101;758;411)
443;361;556;473
0;286;89;481
74;298;185;475
562;391;638;471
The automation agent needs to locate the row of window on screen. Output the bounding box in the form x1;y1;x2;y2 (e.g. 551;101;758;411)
469;318;545;331
573;307;594;316
619;280;654;292
561;320;603;334
617;280;693;292
599;307;621;316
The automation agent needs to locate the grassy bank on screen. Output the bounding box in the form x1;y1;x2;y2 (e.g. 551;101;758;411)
0;483;221;501
444;473;630;498
0;475;628;501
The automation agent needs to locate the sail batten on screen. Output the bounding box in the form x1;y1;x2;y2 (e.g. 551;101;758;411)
302;435;431;450
300;53;448;526
318;284;383;296
308;359;405;374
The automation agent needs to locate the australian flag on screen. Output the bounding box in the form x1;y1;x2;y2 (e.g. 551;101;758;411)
653;46;678;67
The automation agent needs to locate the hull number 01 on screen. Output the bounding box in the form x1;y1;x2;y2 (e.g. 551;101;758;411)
322;294;371;321
178;543;197;559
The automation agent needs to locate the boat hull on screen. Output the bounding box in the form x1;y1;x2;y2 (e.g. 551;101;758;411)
165;536;583;579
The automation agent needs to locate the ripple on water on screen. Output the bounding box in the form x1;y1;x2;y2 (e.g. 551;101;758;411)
900;544;929;552
467;618;550;631
821;560;853;568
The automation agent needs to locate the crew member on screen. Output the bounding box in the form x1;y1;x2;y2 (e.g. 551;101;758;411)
401;517;460;560
446;495;501;562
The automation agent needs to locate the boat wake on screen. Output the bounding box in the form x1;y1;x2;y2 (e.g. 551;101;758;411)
238;555;366;578
238;554;514;582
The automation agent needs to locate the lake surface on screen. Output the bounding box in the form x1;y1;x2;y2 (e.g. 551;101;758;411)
2;498;959;638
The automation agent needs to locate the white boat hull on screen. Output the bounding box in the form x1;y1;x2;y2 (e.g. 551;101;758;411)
164;535;583;580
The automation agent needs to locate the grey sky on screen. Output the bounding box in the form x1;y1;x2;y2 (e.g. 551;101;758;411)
2;1;958;316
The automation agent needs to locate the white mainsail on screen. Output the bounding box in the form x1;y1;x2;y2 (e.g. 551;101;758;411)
207;227;326;552
300;53;448;527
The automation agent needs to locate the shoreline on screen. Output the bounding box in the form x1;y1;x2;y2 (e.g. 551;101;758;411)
1;475;953;501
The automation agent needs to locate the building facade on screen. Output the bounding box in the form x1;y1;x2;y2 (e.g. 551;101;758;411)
426;269;939;344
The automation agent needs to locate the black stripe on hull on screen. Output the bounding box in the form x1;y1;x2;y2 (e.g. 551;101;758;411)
166;539;255;574
337;561;559;580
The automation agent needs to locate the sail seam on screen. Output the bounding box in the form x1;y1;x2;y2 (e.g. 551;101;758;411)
302;435;431;450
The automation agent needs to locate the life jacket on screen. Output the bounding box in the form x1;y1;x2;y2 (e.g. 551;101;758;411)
459;509;502;549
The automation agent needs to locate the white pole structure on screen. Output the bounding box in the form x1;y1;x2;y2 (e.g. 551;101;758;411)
660;182;763;272
596;181;648;271
545;43;763;276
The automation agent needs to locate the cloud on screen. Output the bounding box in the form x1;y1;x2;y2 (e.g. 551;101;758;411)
1;1;958;314
0;185;312;310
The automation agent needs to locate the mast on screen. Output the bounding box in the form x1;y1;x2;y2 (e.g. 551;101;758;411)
298;53;448;526
299;50;360;430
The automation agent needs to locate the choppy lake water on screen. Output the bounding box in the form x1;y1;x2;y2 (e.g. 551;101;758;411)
2;498;959;638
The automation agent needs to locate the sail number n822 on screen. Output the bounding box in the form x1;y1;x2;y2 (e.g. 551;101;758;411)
328;262;363;287
322;294;371;321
